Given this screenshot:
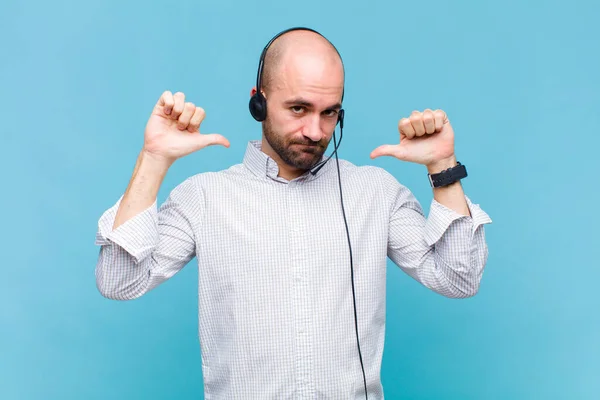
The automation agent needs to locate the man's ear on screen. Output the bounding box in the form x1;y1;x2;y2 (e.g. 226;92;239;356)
250;87;257;97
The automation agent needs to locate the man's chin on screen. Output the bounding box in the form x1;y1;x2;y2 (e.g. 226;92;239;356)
286;152;323;171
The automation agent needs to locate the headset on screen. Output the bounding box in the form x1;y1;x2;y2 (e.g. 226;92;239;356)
249;27;368;399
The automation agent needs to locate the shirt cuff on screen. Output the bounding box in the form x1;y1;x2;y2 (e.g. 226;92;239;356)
95;196;159;263
424;195;492;246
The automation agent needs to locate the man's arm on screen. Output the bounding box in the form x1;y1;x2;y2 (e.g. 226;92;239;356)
427;154;470;217
112;150;169;231
383;170;492;298
371;109;492;297
95;175;200;300
94;90;229;300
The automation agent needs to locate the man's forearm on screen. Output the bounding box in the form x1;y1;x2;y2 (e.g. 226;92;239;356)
427;155;471;217
113;151;171;230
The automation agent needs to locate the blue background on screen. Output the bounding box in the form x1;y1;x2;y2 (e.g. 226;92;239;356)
2;0;599;398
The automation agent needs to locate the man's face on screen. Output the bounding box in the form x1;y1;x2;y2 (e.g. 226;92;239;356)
260;51;344;172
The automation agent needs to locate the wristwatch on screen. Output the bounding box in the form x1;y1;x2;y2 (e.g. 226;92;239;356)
428;162;468;188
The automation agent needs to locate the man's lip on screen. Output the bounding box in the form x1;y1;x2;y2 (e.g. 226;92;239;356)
293;143;319;147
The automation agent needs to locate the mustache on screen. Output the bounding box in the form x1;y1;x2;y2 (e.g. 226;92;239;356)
289;138;328;147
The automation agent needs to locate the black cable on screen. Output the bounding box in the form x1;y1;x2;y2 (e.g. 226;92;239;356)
253;27;365;397
331;132;368;399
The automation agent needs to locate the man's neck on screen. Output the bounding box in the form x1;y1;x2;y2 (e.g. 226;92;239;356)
260;137;304;181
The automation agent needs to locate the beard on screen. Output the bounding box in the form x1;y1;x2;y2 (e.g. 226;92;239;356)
263;118;330;171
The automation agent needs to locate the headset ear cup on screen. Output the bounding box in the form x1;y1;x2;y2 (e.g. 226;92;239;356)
249;93;267;122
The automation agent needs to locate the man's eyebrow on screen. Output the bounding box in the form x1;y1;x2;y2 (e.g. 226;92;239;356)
325;102;343;111
283;98;313;108
283;98;342;111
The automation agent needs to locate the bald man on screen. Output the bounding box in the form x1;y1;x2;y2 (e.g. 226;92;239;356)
95;28;492;399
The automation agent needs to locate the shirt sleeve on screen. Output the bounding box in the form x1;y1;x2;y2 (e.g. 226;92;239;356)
94;177;202;300
384;171;492;298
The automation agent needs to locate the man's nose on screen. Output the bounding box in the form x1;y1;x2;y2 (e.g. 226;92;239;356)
302;115;323;142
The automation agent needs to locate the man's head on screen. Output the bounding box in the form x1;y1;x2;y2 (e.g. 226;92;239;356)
250;28;345;179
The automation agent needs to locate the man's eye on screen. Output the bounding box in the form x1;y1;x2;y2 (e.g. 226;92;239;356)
324;110;338;117
291;106;304;114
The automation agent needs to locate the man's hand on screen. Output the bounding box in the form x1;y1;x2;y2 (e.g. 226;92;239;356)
371;109;471;216
111;91;229;230
370;109;455;171
143;91;230;167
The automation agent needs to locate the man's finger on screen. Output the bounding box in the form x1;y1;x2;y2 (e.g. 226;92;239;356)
423;109;435;134
410;113;426;137
178;102;196;130
187;107;206;132
434;109;446;131
159;91;174;115
172;92;186;119
399;118;415;139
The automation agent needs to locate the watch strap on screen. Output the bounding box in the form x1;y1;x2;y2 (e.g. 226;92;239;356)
428;162;468;188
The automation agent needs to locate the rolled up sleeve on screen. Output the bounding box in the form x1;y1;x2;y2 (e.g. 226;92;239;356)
385;171;492;298
94;178;200;300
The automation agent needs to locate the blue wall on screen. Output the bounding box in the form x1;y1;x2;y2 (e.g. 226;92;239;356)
1;0;598;398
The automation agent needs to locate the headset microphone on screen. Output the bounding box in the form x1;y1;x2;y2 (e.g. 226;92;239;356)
250;27;368;400
310;109;344;175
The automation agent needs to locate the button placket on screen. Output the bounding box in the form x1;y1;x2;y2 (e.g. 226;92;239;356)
288;182;314;397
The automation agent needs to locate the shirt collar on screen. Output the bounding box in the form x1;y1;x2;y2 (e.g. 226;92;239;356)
243;140;334;184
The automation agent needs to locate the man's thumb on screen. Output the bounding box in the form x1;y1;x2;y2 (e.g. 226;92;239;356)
196;133;231;149
370;144;407;160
